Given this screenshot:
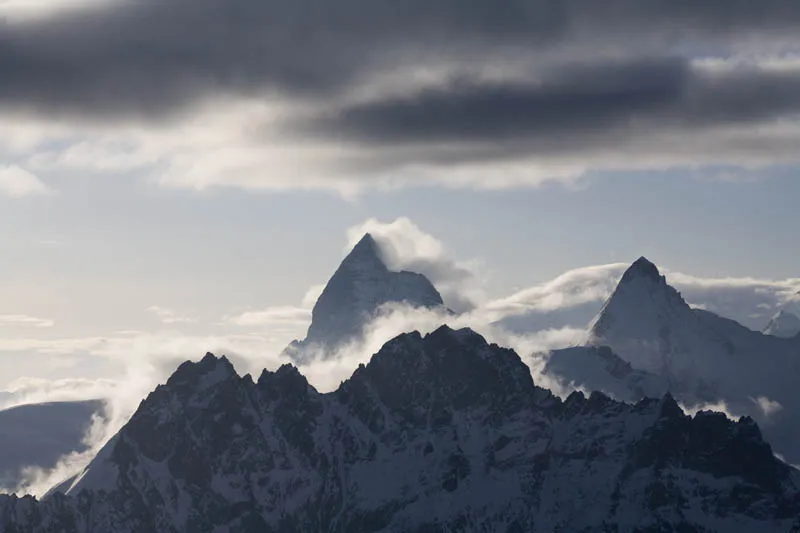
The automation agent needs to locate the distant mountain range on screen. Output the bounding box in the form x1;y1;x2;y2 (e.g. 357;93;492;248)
544;257;800;464
1;245;798;532
3;327;798;532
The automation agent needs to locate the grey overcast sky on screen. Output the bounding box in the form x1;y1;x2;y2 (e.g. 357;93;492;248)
0;0;799;395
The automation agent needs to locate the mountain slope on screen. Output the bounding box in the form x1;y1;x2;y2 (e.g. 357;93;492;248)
544;345;671;402
285;233;445;362
586;257;740;399
545;257;800;463
0;400;105;491
763;310;800;338
2;327;799;532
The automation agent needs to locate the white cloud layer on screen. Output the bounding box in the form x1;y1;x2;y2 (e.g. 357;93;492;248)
0;314;55;328
0;165;51;197
226;306;311;328
146;306;198;324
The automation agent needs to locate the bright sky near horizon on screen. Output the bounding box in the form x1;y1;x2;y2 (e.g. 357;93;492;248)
1;0;799;396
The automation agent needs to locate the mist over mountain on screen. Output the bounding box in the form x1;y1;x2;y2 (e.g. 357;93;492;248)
283;234;446;362
0;401;105;492
543;257;800;464
3;0;800;523
1;220;799;532
2;327;798;532
763;310;800;339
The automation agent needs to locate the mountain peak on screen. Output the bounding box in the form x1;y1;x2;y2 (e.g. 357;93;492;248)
166;352;237;392
286;234;444;361
355;232;376;248
620;256;662;284
587;255;725;384
763;309;800;338
7;328;800;531
338;232;388;272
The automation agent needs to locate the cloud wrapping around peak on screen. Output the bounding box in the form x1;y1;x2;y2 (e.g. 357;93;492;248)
493;261;800;332
347;218;484;312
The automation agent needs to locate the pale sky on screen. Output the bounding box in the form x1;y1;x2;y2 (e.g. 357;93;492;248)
1;1;799;398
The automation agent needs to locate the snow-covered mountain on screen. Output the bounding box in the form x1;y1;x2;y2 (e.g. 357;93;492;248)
763;310;800;338
0;400;105;491
285;233;445;362
545;257;800;463
2;326;799;532
585;257;737;398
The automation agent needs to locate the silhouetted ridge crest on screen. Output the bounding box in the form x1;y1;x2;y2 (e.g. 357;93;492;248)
620;256;663;284
3;328;799;532
286;233;445;362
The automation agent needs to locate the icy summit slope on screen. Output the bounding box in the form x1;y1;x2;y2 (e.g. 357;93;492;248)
2;327;798;532
285;233;444;362
546;257;800;464
763;310;800;339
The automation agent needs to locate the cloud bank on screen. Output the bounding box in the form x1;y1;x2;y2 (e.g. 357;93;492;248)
1;1;800;192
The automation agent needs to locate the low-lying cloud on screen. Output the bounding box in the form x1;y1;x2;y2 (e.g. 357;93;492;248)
2;217;798;496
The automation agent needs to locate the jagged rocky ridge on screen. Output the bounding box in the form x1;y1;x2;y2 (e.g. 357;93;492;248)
284;233;445;362
2;326;799;532
545;256;800;464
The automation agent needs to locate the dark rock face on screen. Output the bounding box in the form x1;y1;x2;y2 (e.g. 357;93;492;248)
619;256;663;285
285;234;445;362
2;327;799;533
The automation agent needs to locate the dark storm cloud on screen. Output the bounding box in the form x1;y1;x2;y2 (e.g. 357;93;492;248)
303;59;800;147
2;0;800;118
305;59;691;143
0;0;567;117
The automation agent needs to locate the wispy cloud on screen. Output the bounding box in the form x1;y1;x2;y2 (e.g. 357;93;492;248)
0;314;55;328
301;284;326;308
348;217;485;311
0;165;51;197
492;262;800;332
750;396;784;417
226;306;311;328
146;306;197;325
